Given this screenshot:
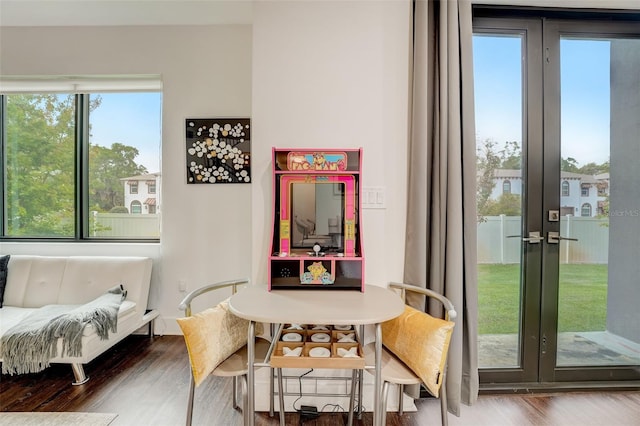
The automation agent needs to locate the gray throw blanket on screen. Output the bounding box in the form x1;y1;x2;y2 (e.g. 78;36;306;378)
1;284;127;375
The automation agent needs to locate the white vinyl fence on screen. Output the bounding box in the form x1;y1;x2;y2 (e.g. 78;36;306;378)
92;213;160;238
478;215;609;264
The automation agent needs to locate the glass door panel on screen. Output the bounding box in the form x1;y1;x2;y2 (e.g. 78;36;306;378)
474;15;640;385
556;36;640;368
474;33;525;369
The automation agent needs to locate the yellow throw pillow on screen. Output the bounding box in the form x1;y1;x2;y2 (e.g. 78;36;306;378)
381;305;454;397
176;299;263;387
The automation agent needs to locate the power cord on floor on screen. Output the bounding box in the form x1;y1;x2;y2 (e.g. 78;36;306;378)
321;403;345;413
289;369;320;425
291;368;365;424
291;368;315;412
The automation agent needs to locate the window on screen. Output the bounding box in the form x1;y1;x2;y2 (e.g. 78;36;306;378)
581;203;592;217
503;180;511;194
1;77;162;240
145;197;157;215
130;201;142;214
148;181;156;194
581;185;589;197
597;182;608;196
561;181;570;196
129;181;139;194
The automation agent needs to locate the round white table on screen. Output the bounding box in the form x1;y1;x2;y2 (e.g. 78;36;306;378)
229;285;404;426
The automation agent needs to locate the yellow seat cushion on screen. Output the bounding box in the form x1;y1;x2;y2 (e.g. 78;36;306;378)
176;299;263;387
381;305;454;397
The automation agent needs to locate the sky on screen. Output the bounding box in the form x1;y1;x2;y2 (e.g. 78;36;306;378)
473;34;612;166
89;92;162;173
87;36;616;173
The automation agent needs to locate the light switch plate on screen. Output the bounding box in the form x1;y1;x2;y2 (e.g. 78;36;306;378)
362;186;386;209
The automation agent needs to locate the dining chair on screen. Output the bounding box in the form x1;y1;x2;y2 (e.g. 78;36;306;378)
177;279;273;426
360;281;457;426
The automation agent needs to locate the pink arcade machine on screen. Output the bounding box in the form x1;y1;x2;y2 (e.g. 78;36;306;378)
268;148;364;291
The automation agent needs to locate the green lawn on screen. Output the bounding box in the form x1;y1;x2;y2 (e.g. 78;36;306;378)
477;263;608;334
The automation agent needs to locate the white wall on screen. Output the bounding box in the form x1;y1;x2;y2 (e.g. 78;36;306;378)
0;25;253;334
0;0;412;334
251;0;411;288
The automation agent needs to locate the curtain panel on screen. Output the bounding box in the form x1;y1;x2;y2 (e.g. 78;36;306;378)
404;0;479;415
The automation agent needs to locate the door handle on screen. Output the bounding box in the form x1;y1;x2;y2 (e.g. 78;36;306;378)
506;231;545;244
547;231;578;244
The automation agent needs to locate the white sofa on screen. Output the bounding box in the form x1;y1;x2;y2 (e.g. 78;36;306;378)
0;255;156;384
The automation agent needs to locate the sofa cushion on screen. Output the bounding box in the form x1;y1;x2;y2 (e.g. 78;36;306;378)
0;255;9;308
116;300;136;317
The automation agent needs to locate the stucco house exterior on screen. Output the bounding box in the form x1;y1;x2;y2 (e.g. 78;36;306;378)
121;173;161;215
491;169;609;217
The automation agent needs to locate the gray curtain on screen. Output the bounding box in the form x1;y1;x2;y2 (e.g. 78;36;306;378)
404;0;479;415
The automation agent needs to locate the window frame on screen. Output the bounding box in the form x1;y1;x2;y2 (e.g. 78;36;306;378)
503;179;512;194
0;83;161;242
129;181;139;194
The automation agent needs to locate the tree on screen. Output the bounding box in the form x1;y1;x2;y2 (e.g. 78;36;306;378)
4;93;146;236
500;141;522;170
89;143;148;211
483;193;522;216
561;157;580;172
5;94;76;236
476;139;502;222
477;140;524;221
577;161;609;176
109;206;129;213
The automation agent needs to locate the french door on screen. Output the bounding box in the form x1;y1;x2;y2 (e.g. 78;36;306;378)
473;15;640;387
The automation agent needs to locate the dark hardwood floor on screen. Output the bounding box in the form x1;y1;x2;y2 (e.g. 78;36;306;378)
1;335;639;425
